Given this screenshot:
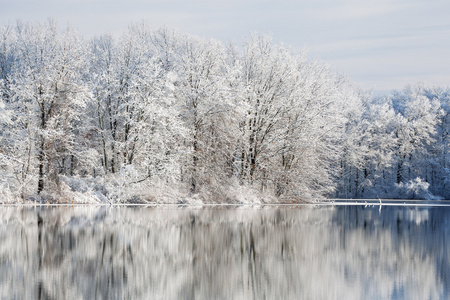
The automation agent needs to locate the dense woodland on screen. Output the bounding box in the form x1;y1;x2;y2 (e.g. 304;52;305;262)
0;21;449;203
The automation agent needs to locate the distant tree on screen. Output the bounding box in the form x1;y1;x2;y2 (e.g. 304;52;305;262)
391;86;442;190
338;93;397;198
337;84;447;200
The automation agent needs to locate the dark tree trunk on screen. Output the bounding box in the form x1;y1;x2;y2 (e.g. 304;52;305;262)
37;108;46;194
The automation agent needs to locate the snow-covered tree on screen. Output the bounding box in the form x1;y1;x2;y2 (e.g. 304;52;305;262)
337;84;448;200
226;35;362;199
2;20;449;203
337;92;397;198
391;85;442;197
9;20;89;196
172;34;232;193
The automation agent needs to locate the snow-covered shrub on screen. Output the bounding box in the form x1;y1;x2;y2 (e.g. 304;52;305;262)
54;176;110;204
395;177;441;200
0;183;17;203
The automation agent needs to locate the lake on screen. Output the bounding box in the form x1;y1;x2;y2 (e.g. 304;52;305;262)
0;204;449;299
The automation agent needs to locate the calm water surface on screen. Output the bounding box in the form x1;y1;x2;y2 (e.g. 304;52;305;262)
0;205;449;299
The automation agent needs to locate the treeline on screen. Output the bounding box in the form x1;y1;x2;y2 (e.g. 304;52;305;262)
339;86;449;199
0;21;448;202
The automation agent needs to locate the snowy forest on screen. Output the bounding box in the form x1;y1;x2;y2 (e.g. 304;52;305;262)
0;21;449;203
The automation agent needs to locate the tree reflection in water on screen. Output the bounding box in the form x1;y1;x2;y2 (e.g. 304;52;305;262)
0;205;448;299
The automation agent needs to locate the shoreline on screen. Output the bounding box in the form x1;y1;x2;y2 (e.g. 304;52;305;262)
1;199;450;208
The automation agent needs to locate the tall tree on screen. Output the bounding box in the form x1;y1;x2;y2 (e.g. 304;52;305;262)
11;20;89;195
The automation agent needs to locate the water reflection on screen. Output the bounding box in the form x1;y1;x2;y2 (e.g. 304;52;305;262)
0;205;448;299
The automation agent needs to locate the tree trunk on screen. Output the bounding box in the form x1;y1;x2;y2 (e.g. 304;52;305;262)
37;107;46;194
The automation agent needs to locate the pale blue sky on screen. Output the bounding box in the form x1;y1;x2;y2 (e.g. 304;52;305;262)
1;0;449;91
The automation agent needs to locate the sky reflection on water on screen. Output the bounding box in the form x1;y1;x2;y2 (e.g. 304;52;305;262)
0;205;448;299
